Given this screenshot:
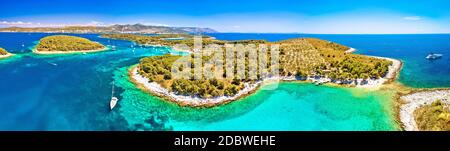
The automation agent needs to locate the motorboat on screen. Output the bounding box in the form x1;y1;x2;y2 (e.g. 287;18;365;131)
426;53;443;60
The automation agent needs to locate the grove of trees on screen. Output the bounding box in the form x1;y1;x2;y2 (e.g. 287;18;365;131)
36;35;105;52
0;47;8;55
126;34;394;99
415;100;450;131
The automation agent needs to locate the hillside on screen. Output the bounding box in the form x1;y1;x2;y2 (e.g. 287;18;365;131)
278;38;391;79
0;24;218;34
110;24;217;34
415;100;450;131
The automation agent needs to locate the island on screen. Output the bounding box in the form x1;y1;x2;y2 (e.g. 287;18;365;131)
400;89;450;131
0;47;13;59
33;35;107;54
101;34;403;107
101;33;219;52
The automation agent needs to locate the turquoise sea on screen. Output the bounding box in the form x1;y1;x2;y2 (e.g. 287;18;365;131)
0;33;449;130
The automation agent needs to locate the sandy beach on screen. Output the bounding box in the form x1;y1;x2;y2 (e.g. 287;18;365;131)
345;47;356;53
341;48;403;88
0;53;13;59
399;90;450;131
33;47;108;55
355;56;402;88
307;55;402;89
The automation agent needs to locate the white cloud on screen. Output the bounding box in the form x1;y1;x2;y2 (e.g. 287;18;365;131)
0;20;111;27
232;25;241;28
0;21;33;26
403;16;422;21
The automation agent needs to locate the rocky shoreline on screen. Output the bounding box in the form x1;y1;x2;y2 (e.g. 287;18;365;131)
130;66;264;107
0;53;13;59
399;89;450;131
130;55;402;107
32;47;109;55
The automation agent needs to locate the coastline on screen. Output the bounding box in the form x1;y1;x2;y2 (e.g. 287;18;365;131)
355;56;403;88
340;48;403;89
0;53;13;59
305;55;402;89
129;66;263;107
140;44;192;53
32;47;109;55
399;89;450;131
129;55;402;107
345;47;356;53
100;35;193;54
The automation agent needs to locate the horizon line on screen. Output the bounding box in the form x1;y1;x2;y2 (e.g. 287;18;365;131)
1;24;450;35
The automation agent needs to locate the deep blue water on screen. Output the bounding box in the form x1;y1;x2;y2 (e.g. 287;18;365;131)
0;33;177;130
0;33;449;130
208;33;450;88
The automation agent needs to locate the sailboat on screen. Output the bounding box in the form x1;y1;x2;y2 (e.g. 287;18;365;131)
47;62;58;66
110;81;119;110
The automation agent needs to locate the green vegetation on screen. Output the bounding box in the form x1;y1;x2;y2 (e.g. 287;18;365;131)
101;34;266;49
278;38;391;79
36;35;105;52
131;33;393;99
0;47;8;55
138;55;244;98
414;100;450;131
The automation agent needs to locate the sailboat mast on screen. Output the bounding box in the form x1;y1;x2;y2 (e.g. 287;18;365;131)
111;81;115;97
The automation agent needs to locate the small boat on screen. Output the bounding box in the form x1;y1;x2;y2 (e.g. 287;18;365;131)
48;62;58;66
426;53;443;60
110;81;119;110
112;46;116;50
82;52;87;55
314;81;322;86
110;97;118;110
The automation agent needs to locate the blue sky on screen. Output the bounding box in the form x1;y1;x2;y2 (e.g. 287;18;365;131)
1;0;450;33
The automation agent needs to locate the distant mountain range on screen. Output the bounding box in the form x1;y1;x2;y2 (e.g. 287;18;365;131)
0;24;218;34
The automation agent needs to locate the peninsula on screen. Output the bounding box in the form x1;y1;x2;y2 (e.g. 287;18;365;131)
102;34;403;107
33;35;107;54
0;47;13;59
101;33;220;52
400;89;450;131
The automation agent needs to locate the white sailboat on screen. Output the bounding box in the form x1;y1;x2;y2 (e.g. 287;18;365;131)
110;81;119;110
